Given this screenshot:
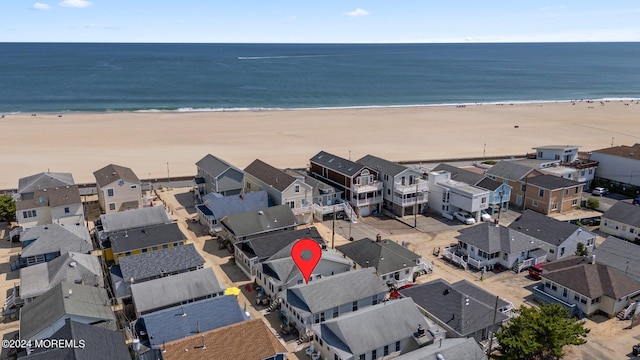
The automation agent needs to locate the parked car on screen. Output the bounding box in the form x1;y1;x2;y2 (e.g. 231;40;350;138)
480;210;492;222
633;197;640;206
454;211;476;225
592;187;608;196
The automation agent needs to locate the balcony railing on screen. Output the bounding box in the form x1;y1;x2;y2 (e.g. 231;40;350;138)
395;181;429;194
353;181;383;194
354;196;383;207
396;194;428;206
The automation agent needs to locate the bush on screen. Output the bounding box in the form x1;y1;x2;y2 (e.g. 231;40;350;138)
482;160;497;165
585;198;599;209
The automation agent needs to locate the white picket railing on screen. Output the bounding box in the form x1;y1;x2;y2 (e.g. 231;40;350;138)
442;246;467;270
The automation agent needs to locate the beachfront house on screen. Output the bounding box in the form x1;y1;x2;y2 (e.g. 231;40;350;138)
531;145;599;189
109;243;204;298
14;172;84;232
107;222;187;264
280;268;388;335
159;318;287;360
93;163;142;214
486;161;544;209
600;200;640;243
309;151;383;217
399;279;512;344
234;226;324;279
593;236;640;282
336;236;432;288
509;210;596;261
258;244;352;298
427;170;490;222
284;168;343;207
356;154;429;217
14;224;92;270
196;190;268;236
589;144;640;188
219;204;298;244
135;295;248;355
244;159;314;224
130;267;225;317
19;282;117;342
533;256;640;318
309;298;446;360
433;164;511;216
454;222;546;272
194;154;245;198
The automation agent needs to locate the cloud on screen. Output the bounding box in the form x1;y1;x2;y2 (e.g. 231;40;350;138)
345;8;370;17
59;0;92;8
32;2;51;10
85;23;118;30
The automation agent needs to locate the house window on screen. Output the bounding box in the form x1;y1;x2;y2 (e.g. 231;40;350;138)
372;295;378;305
560;247;565;256
64;207;70;213
295;185;300;193
572;199;578;206
384;345;389;356
333;307;339;317
563;288;568;298
551;284;557;291
359;355;365;360
396;341;401;352
162;244;168;249
565;189;569;195
387;189;391;196
503;253;508;261
575;187;579;194
589;169;593;174
107;189;114;197
550;248;555;254
352;301;358;311
320;312;325;322
109;203;116;211
247;182;251;189
592;297;601;304
545;282;551;289
580;298;587;304
335;355;340;360
372;350;377;359
532;200;538;207
131;185;137;189
289;201;295;209
574;294;580;301
125;251;131;256
23;210;37;218
521;183;526;192
552;203;558;210
142;248;148;253
538;189;544;197
481;197;487;204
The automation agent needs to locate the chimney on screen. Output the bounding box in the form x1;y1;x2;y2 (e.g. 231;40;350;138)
589;254;596;264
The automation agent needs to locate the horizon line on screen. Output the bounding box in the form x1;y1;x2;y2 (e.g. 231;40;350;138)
1;40;640;45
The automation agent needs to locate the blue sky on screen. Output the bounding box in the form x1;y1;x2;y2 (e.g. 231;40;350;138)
3;0;640;43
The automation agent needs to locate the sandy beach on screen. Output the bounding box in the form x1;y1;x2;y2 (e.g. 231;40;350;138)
1;100;639;189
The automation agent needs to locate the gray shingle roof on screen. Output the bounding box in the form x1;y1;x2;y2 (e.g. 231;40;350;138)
432;164;485;185
603;200;640;228
25;319;130;360
526;174;582;189
109;223;186;254
221;204;297;238
542;256;640;299
20;224;92;258
356;154;410;177
336;238;421;275
99;206;171;233
399;279;508;337
392;338;487;360
476;177;504;191
456;223;540;254
18;172;75;194
285;268;388;314
93;164;140;187
118;243;204;282
593;236;640;281
310;151;367;177
508;210;581;246
196;154;239;178
17;185;82;211
486;161;537;181
314;298;432;358
20;252;103;300
244;159;296;192
202;190;269;221
262;247;351;285
284;169;338;199
239;227;323;260
20;282;116;341
140;295;248;348
130;268;224;315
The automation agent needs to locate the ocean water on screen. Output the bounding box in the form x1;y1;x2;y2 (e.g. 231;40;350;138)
1;42;639;113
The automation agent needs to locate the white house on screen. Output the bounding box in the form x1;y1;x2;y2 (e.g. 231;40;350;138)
357;154;429;217
601;200;640;242
14;172;84;230
589;144;640;187
428;170;489;222
93;164;142;214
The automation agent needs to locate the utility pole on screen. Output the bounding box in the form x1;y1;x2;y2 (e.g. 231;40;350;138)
166;162;171;187
331;204;336;249
487;295;499;359
414;181;419;228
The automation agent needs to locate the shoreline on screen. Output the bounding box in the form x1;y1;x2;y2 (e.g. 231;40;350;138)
2;97;639;115
2;100;639;189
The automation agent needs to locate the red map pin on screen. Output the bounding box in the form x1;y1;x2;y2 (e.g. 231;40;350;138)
291;238;322;284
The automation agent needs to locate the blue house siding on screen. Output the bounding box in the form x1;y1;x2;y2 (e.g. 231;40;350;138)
488;184;511;214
